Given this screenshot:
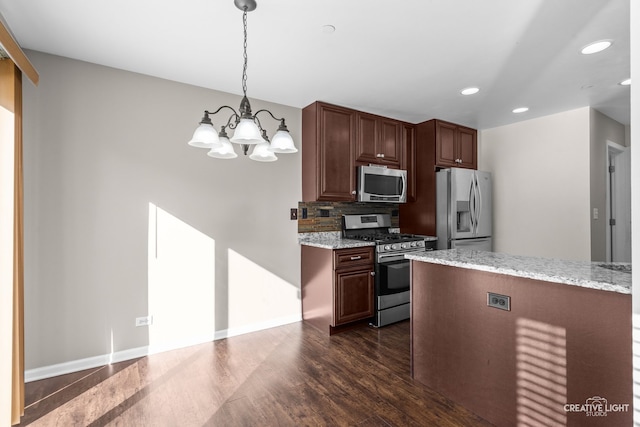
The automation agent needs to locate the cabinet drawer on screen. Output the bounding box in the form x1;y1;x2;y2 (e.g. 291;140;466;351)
334;247;374;269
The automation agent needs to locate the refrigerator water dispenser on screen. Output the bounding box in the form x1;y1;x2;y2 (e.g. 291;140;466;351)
456;201;471;232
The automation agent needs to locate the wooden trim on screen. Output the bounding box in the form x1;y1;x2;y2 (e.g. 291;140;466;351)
12;60;24;426
0;19;38;85
0;57;25;426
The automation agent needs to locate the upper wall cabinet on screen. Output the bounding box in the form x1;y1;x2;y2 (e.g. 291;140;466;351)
433;120;477;169
355;112;402;168
302;102;357;202
399;118;477;235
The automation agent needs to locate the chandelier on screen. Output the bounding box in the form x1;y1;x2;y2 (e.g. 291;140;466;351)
187;0;297;162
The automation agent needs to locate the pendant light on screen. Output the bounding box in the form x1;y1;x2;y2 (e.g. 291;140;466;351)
188;0;297;160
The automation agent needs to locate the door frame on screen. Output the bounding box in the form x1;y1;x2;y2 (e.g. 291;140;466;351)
606;140;631;262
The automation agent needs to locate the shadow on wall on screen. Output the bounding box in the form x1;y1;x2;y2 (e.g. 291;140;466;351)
146;203;300;354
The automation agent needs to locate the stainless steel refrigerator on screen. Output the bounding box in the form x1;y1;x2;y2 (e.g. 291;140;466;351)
436;168;492;251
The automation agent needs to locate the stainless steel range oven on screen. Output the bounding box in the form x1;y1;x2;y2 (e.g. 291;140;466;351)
342;214;437;327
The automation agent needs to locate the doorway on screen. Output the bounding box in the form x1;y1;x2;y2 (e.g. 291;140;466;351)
606;141;631;262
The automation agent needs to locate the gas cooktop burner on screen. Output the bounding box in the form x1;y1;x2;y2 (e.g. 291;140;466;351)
342;213;431;255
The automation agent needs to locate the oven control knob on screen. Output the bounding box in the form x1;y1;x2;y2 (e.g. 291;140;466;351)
384;245;391;251
392;244;400;250
411;241;417;247
401;243;409;249
417;241;425;247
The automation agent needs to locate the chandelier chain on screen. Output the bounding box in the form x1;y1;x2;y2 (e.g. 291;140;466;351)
241;7;248;97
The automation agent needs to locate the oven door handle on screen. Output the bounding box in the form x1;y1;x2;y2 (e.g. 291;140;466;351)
377;250;425;263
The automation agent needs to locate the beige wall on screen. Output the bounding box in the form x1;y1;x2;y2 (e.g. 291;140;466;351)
479;107;591;261
22;51;302;373
589;109;627;261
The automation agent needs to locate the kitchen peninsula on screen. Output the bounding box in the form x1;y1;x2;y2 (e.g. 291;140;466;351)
407;249;631;427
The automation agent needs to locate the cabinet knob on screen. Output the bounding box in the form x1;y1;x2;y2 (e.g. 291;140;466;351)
376;153;385;158
351;190;356;195
370;271;375;276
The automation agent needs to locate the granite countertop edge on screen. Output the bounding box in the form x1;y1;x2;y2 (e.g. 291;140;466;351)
406;249;631;295
297;232;375;250
297;230;437;250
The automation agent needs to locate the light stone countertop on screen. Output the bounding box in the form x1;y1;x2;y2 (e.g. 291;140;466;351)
298;232;375;250
298;231;438;250
406;249;631;294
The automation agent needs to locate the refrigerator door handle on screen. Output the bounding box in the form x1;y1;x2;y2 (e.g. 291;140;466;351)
471;174;479;235
474;173;482;235
468;178;475;235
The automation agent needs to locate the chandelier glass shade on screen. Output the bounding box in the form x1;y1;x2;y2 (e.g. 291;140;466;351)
207;127;238;159
249;130;278;162
188;0;297;161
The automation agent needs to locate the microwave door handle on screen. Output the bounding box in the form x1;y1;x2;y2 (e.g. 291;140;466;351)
401;173;407;196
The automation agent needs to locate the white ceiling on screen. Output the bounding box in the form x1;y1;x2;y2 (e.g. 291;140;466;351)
0;0;630;129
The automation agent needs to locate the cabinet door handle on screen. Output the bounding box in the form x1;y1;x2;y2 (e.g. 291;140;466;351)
350;256;362;260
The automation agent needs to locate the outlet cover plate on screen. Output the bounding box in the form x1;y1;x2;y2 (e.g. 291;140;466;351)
135;316;153;327
487;292;511;311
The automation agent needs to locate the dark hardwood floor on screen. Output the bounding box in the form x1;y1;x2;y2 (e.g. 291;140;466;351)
18;320;493;426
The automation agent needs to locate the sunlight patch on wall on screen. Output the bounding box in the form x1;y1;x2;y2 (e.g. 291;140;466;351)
227;249;300;331
148;203;215;352
516;318;567;427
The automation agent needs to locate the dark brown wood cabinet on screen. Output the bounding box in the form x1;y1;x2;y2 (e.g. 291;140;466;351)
401;124;417;202
301;245;374;334
434;119;477;169
302;102;357;201
333;247;375;326
302;101;416;202
399;119;478;236
355;112;402;167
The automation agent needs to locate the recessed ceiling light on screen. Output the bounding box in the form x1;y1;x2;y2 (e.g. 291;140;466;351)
581;40;612;55
619;78;631;86
322;25;335;34
460;87;480;96
512;107;529;114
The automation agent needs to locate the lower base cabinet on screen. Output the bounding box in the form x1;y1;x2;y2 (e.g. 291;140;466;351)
301;245;374;334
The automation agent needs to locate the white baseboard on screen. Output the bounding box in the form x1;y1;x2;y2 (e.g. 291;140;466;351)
25;314;302;383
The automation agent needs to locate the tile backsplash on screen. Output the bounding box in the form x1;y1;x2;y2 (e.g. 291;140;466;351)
297;201;399;233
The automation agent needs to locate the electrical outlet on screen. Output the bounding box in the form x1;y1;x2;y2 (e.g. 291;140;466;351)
302;208;308;219
290;208;298;220
487;293;510;311
135;316;153;327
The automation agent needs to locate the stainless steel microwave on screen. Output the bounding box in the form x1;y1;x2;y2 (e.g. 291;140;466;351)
357;165;407;203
